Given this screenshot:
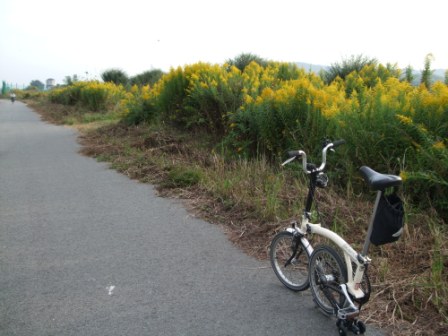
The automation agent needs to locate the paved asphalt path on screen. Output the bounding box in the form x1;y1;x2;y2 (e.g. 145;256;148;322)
0;100;384;335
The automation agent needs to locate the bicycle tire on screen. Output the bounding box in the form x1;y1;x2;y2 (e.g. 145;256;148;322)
309;245;347;315
269;231;310;291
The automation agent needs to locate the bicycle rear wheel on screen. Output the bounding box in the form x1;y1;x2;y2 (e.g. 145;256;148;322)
269;231;310;291
309;245;347;315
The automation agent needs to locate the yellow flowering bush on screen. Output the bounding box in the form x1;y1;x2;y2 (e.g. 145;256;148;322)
120;84;159;125
153;67;190;126
46;60;448;218
48;81;127;112
141;59;448;217
228;75;342;157
183;63;243;134
80;81;127;111
395;110;448;215
49;82;86;105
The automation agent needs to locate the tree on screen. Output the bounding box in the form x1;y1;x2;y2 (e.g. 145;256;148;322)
420;53;434;88
226;53;268;71
130;69;164;86
64;76;72;86
444;70;448;85
101;68;129;86
63;74;79;86
1;81;7;95
403;65;415;83
29;80;45;90
323;55;377;84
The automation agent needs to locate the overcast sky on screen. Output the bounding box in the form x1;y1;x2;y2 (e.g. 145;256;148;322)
1;0;447;87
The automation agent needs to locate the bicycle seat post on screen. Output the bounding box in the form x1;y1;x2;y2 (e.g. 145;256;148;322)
361;190;383;256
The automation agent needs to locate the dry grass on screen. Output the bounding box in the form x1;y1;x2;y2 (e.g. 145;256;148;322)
30;101;448;336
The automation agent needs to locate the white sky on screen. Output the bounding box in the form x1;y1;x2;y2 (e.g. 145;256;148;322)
1;0;447;87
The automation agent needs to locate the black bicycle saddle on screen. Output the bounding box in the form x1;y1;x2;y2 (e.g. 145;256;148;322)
359;166;402;191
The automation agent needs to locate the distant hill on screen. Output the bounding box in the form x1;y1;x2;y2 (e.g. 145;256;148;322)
433;69;446;78
295;62;446;85
296;62;328;74
410;69;446;86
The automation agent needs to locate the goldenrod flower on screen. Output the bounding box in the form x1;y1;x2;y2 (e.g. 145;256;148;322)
396;114;413;125
433;141;446;150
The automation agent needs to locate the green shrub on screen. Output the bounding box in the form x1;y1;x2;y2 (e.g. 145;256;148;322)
130;69;164;86
155;67;190;127
122;86;159;125
101;68;129;86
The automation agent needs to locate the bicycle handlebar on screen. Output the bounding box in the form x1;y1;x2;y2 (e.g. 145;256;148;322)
282;139;345;173
332;139;346;148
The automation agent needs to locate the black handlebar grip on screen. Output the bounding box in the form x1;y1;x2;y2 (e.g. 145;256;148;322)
287;150;302;158
332;139;346;148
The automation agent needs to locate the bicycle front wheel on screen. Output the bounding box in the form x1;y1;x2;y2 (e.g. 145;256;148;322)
309;245;347;315
269;231;310;291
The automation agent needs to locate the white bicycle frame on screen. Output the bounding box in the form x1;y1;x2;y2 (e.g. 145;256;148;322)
287;213;372;301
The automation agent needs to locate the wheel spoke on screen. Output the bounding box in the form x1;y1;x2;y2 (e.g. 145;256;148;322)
309;245;347;316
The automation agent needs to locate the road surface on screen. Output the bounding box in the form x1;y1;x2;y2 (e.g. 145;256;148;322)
0;100;383;335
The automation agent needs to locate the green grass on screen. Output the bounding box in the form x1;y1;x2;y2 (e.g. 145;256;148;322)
163;166;202;188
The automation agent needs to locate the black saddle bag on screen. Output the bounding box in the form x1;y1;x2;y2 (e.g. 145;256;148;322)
370;193;404;245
